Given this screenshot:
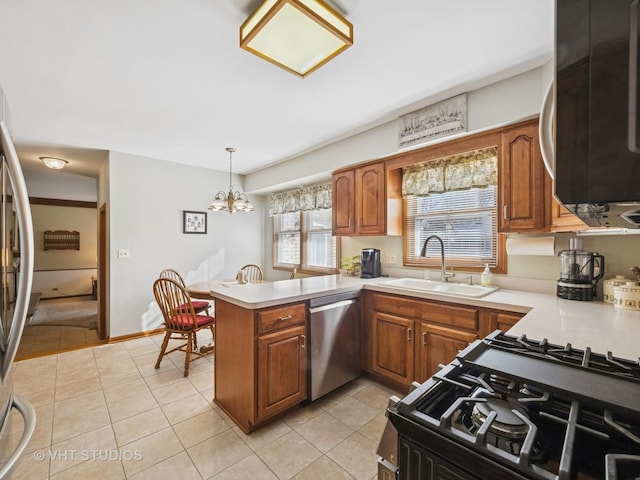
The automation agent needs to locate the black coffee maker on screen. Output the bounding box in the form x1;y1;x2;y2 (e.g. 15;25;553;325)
360;248;381;278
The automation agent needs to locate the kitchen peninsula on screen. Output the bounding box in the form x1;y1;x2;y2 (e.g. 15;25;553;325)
189;275;640;433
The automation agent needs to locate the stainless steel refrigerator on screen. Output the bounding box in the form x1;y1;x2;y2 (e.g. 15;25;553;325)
0;83;36;478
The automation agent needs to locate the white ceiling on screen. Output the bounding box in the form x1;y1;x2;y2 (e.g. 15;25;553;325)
0;0;554;179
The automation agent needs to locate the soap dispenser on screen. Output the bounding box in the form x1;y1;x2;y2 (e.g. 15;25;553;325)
481;264;492;287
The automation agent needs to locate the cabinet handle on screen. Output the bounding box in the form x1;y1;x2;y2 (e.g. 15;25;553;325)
407;328;412;342
503;205;509;220
301;334;306;349
422;332;428;345
277;315;292;322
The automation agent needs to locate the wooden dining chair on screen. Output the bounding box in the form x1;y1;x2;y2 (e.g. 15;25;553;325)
240;264;264;283
159;268;211;315
153;277;215;377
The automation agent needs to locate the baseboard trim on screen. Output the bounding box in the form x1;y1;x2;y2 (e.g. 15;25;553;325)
108;328;164;344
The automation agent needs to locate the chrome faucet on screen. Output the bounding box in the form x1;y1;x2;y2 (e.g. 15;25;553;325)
420;235;455;282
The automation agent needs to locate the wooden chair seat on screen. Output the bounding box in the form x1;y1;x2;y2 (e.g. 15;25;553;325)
153;277;215;377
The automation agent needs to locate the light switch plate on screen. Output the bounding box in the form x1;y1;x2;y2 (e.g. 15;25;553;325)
386;253;397;264
118;249;130;259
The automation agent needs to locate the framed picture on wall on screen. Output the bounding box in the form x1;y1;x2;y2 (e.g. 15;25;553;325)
183;211;207;234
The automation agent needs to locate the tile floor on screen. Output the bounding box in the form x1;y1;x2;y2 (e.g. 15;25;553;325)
8;330;402;479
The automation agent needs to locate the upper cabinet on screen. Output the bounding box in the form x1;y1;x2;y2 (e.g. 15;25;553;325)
333;161;400;236
499;121;547;232
332;169;356;235
499;118;586;233
333;118;587;237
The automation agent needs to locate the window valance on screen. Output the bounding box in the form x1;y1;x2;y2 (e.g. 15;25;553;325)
268;183;332;216
402;147;498;197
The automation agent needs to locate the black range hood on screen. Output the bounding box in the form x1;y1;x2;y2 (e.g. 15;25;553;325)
543;0;640;228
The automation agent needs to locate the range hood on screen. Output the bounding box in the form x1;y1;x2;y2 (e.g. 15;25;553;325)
540;0;640;228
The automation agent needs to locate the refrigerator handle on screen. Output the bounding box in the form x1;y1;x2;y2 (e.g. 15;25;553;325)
0;121;34;382
0;394;36;479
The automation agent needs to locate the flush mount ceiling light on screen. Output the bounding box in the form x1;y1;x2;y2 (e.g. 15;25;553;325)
40;157;68;169
240;0;353;78
208;147;255;214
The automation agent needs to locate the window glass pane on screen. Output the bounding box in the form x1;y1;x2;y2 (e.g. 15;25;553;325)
308;209;332;230
405;186;497;267
307;231;335;267
280;212;300;231
277;232;300;265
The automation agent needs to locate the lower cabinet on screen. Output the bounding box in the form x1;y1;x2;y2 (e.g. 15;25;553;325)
415;323;478;384
365;292;526;390
257;325;307;421
371;311;415;386
479;309;525;337
214;299;307;433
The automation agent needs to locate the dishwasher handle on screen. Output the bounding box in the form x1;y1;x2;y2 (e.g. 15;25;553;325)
308;298;358;314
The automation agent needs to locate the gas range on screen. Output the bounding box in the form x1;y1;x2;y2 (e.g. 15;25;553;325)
388;331;640;480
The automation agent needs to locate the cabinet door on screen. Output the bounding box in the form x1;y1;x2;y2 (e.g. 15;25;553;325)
371;311;414;387
415;323;477;383
332;170;356;235
355;163;386;235
500;122;547;232
257;325;307;421
550;198;587;232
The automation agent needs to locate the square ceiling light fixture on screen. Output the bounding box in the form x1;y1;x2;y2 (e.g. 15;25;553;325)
240;0;353;78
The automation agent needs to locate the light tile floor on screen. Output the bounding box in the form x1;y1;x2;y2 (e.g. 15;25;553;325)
9;331;402;479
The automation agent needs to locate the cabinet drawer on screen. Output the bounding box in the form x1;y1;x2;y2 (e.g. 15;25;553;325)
372;293;478;331
258;303;306;334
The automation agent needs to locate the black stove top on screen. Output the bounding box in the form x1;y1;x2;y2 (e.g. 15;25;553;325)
389;331;640;480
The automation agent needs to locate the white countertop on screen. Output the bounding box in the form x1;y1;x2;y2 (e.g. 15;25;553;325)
190;275;640;360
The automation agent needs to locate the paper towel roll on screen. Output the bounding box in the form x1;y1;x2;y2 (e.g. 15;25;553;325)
506;236;555;256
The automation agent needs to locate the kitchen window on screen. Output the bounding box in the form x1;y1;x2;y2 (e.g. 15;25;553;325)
272;209;338;273
403;147;506;273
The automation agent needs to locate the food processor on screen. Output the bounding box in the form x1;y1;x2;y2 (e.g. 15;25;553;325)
557;238;605;301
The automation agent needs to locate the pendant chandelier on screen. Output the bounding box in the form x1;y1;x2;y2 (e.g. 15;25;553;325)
208;147;254;213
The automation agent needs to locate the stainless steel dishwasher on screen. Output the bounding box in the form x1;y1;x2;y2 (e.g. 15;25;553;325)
308;290;361;401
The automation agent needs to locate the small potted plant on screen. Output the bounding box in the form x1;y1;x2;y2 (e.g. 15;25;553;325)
340;255;361;276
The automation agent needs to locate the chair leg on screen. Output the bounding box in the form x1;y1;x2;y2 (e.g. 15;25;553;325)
184;332;192;377
193;331;199;352
155;332;170;369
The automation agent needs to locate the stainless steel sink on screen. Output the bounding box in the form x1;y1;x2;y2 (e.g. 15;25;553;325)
382;278;499;298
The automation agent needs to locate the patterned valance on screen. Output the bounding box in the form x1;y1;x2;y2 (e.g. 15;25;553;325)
268;183;332;216
402;147;498;197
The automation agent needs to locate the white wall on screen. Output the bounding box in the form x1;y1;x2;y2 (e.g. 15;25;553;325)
107;151;265;338
31;203;97;298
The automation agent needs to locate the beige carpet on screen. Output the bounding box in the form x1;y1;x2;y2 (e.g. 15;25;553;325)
29;296;98;330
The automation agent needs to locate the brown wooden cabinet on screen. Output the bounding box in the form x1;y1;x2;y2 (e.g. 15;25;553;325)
214;300;307;433
415;323;477;384
371;311;414;386
549;198;588;232
332;161;387;235
332;169;356;235
499;121;547;232
499;118;586;233
366;292;479;389
257;324;307;421
478;309;526;337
